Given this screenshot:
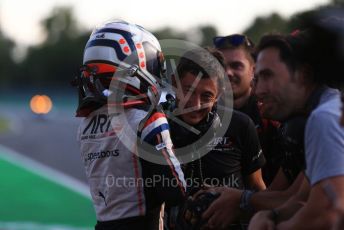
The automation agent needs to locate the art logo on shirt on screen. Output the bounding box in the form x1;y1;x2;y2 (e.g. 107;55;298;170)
207;136;234;151
81;113;122;140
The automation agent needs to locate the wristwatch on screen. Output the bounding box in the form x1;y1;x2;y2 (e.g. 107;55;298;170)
239;190;256;212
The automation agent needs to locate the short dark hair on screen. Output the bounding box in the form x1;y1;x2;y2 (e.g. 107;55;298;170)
176;47;226;93
256;31;311;75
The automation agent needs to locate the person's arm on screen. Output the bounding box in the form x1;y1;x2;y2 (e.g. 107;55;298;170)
246;168;266;191
193;171;303;230
276;176;344;230
268;167;291;191
276;108;344;229
327;180;344;230
250;171;305;211
242;115;266;190
138;110;186;205
248;174;308;230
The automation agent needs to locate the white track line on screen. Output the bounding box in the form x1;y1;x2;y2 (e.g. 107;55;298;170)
0;144;91;199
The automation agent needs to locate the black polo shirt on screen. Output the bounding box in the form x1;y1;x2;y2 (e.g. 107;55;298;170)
169;110;265;191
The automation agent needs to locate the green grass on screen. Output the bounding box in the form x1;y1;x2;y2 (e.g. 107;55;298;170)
0;155;96;229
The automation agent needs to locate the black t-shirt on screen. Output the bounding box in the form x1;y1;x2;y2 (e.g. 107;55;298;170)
275;87;328;185
277;116;306;184
237;94;281;185
237;94;262;128
169;110;265;191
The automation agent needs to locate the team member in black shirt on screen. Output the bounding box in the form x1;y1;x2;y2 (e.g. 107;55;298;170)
166;47;266;229
213;34;280;185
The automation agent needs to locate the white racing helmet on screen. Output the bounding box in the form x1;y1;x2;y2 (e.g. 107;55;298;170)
74;20;165;116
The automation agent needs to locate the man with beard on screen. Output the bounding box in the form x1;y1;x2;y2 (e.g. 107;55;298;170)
249;26;344;229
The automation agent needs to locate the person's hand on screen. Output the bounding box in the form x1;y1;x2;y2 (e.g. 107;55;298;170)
248;210;275;230
193;186;242;229
192;184;221;200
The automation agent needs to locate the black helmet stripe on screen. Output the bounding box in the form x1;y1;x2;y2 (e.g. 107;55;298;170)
95;28;136;53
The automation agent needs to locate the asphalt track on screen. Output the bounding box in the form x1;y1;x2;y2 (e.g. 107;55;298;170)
0;99;96;229
0;105;87;182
